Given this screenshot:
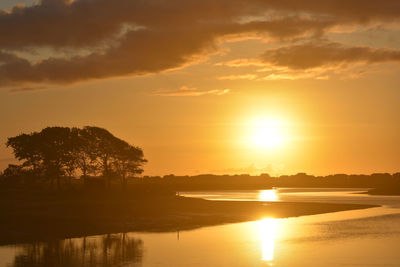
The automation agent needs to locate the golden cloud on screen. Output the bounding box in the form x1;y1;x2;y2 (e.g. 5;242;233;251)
153;86;230;97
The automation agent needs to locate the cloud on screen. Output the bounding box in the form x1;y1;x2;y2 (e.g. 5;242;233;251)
259;72;330;81
217;74;257;80
215;59;266;67
8;86;47;93
261;41;400;70
215;40;400;80
264;0;400;21
0;0;399;88
153;86;230;97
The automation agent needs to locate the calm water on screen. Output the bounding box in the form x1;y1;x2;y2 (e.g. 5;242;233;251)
1;188;400;266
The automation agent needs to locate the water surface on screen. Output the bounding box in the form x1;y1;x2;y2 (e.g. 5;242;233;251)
1;188;400;266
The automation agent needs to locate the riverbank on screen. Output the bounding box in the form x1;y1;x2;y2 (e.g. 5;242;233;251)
368;187;400;195
0;189;377;245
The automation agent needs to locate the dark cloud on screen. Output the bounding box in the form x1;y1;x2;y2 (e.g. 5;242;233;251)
8;86;47;93
263;0;400;21
0;0;399;87
3;0;398;49
0;27;217;85
261;41;400;70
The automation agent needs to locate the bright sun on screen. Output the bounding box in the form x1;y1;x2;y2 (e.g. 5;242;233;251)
250;117;286;150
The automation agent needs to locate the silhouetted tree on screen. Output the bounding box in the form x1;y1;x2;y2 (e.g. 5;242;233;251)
82;126;146;188
112;144;146;188
71;127;98;177
6;127;75;189
80;127;117;180
6;126;146;189
2;164;23;177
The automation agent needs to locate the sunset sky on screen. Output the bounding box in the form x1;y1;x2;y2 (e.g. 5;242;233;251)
0;0;399;176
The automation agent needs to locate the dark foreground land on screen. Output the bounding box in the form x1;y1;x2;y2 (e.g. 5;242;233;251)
368;187;400;195
0;188;377;245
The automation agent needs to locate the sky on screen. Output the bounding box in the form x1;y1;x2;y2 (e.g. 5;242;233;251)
0;0;400;176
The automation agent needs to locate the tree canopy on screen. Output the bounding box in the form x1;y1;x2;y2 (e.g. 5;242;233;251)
4;126;146;188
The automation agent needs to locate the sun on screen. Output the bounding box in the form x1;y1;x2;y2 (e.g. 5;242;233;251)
250;117;286;150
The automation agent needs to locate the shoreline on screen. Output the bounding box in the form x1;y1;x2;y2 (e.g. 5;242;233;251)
0;196;377;246
367;188;400;196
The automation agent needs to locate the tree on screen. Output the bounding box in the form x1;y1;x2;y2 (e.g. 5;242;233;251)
112;143;147;188
81;126;120;187
6;126;147;189
7;127;75;189
1;164;44;186
70;127;97;177
82;126;146;188
6;133;43;173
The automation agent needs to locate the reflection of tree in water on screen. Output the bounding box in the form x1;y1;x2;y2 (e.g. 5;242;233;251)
10;233;143;267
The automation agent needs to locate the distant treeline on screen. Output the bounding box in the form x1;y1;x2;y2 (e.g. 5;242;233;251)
135;172;400;190
3;170;400;191
2;163;400;191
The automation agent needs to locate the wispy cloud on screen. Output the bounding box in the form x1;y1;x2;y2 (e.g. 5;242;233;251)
217;74;257;80
215;58;266;67
153;86;230;97
8;86;47;93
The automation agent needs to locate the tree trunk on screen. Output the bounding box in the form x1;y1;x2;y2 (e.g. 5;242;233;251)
121;174;127;190
57;175;60;190
103;156;111;189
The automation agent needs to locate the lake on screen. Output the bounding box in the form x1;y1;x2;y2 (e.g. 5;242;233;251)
1;188;400;266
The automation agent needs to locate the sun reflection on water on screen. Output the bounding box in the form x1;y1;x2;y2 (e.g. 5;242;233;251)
258;218;279;263
259;189;279;202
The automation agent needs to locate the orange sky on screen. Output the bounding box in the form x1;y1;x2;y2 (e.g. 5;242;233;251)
0;0;399;176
